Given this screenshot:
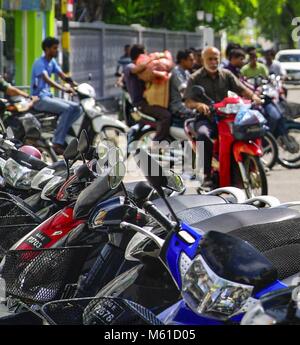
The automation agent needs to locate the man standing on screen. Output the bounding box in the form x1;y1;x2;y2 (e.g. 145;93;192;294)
31;37;81;155
241;47;269;79
184;47;261;187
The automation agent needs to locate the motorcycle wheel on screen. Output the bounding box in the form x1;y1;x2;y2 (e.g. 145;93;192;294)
261;132;278;170
241;155;268;198
277;126;300;169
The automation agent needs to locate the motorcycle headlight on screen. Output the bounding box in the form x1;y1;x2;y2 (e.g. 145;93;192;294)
2;158;37;190
241;301;276;325
182;254;253;320
0;157;6;173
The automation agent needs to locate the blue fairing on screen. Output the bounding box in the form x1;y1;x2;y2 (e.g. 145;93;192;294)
162;221;290;325
88;196;124;224
165;222;203;288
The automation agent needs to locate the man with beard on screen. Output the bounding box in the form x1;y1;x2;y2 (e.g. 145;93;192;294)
184;47;261;187
31;37;81;155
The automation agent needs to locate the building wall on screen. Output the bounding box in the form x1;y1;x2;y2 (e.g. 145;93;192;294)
57;22;210;99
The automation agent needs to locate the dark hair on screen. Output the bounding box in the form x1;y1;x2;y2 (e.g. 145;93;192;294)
42;37;59;51
130;44;145;61
264;48;276;57
225;42;241;58
229;48;246;60
124;44;131;50
194;48;203;54
246;46;256;55
176;49;193;64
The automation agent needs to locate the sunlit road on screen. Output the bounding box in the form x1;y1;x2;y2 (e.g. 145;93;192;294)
267;86;300;202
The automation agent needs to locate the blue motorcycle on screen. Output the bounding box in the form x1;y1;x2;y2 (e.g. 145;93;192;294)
117;148;299;325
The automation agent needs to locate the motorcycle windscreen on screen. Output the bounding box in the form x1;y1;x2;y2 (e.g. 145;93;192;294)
199;231;278;292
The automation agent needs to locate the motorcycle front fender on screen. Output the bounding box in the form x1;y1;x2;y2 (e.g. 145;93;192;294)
91;115;128;134
233;140;263;162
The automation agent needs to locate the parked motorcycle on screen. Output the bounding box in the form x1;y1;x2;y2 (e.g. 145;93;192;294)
241;285;300;325
33;147;299;325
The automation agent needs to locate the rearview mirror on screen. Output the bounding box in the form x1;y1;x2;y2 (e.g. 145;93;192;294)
109;161;126;189
191;85;213;104
134;148;167;193
191;85;205;97
166;172;185;193
78;130;90;156
6;127;15;140
63;138;79;161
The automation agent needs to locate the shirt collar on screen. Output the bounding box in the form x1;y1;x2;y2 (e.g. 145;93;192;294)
201;67;221;78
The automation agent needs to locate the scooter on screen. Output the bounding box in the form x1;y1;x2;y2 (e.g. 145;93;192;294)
4;83;128;163
249;75;300;169
241;284;300;325
184;85;268;198
121;150;300;325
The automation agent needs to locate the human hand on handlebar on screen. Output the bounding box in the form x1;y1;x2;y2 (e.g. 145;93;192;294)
64;84;76;95
196;103;211;117
252;93;263;105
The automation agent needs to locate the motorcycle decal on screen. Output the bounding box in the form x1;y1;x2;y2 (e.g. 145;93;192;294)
22;232;52;249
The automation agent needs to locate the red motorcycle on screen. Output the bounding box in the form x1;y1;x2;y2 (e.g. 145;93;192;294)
184;86;268;198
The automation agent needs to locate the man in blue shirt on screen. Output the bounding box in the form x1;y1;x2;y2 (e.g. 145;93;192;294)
31;37;81;155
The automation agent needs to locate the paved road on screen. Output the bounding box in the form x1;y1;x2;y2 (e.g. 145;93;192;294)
267;86;300;202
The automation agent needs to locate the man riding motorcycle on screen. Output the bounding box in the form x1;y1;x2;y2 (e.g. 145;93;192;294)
184;46;262;188
239;48;287;139
0;77;32;99
169;49;196;127
30;37;81;155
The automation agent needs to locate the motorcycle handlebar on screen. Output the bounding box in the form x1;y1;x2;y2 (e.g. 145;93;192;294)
143;200;176;232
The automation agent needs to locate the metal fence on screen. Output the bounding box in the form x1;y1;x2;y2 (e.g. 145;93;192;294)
57;21;216;100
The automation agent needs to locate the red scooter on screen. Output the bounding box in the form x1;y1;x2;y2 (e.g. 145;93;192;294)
184;86;268;198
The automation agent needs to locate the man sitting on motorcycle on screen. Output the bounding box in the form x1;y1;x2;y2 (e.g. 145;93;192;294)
240;48;287;139
123;44;171;142
30;37;81;155
0;76;33;99
184;46;261;188
169;49;196;127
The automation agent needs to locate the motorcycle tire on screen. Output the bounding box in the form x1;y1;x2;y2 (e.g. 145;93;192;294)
277;124;300;169
261;132;278;170
242;155;268;198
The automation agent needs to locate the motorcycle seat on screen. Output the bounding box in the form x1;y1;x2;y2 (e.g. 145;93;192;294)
30;109;57;117
192;207;300;234
152;195;228;214
176;203;256;225
228;216;300;280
